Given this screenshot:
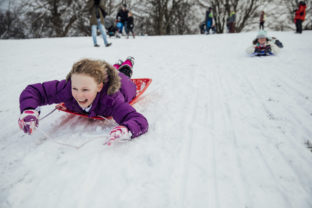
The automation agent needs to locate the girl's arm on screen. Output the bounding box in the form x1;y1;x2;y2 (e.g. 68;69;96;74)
270;43;279;55
19;80;69;113
111;102;148;138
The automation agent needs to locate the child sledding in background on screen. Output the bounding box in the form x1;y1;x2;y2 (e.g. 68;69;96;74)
18;57;148;146
246;30;280;56
104;16;120;38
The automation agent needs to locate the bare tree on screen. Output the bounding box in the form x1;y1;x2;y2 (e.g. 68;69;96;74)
3;0;308;38
138;0;195;35
197;0;266;33
0;1;26;39
2;0;128;38
172;1;195;34
235;0;264;32
22;0;88;37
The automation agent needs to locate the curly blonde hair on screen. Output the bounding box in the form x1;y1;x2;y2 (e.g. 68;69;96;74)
66;59;121;95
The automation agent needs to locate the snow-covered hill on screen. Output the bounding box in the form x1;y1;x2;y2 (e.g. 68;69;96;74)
0;31;312;208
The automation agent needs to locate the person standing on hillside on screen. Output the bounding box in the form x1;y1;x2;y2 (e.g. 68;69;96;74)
126;12;135;39
259;11;266;30
228;11;236;33
86;0;112;47
294;1;307;33
205;7;213;34
116;4;129;35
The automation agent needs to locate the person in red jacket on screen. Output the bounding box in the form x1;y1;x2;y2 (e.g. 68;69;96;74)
294;1;307;33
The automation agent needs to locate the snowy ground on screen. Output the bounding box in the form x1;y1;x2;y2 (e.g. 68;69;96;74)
0;31;312;208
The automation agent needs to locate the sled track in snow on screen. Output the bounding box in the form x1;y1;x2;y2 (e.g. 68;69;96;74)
221;64;312;207
177;67;220;208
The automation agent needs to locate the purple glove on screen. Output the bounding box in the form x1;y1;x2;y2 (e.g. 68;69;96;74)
18;110;39;135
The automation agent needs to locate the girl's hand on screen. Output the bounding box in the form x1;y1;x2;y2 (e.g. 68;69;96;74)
105;126;132;146
18;110;39;135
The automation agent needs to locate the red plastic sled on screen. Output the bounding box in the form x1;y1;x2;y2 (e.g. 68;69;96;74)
55;78;152;120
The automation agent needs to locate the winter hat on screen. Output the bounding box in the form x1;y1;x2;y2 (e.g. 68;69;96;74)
257;30;267;39
299;1;306;6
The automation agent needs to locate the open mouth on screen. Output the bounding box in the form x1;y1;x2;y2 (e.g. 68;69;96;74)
77;99;88;105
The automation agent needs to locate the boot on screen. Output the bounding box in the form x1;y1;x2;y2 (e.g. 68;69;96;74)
118;57;135;78
113;59;123;69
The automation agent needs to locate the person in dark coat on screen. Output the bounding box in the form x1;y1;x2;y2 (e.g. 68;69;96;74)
259;11;266;30
86;0;112;47
116;4;129;35
18;58;148;144
294;1;307;33
126;12;135;38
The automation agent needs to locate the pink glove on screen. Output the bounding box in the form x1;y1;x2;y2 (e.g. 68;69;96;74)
105;126;132;146
18;110;39;135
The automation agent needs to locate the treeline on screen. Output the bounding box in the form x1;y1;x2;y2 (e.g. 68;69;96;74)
0;0;311;39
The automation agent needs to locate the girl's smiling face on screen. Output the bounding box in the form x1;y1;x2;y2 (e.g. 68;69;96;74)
71;73;103;108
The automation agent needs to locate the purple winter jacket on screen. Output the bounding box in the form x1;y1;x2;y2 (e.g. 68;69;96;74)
19;73;148;138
